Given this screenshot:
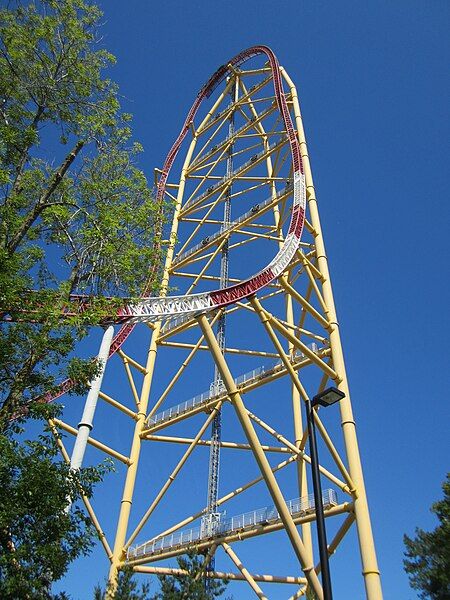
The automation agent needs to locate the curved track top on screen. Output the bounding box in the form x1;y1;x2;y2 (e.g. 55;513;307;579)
47;45;306;401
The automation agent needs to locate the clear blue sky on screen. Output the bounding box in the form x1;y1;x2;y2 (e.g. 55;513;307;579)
54;1;449;598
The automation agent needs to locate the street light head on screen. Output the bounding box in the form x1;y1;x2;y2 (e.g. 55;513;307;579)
312;387;345;408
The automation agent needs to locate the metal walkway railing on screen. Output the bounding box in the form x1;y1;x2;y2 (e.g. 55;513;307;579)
146;343;320;428
127;488;337;560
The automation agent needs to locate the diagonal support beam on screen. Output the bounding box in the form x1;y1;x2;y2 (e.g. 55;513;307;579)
313;413;356;494
194;543;217;583
197;313;324;600
125;401;224;550
250;295;309;398
253;300;338;381
121;355;141;408
246;409;350;494
150;455;298;543
250;295;355;493
52;418;131;465
149;310;223;421
279;278;330;330
222;542;268;599
288;514;358;600
48;419;113;560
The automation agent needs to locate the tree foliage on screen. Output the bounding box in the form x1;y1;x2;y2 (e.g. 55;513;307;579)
404;474;450;599
94;567;151;600
0;405;112;599
0;0;167;425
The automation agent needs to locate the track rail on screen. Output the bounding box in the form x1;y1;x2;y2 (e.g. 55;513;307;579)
39;45;306;403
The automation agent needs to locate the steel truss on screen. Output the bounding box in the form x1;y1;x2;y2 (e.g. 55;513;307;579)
48;47;383;599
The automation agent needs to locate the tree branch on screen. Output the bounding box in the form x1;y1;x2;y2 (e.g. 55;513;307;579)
6;140;85;255
9;105;46;198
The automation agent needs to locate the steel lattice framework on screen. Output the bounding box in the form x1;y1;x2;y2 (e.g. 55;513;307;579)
45;47;383;599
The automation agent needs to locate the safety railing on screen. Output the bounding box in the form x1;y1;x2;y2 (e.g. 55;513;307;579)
146;343;319;428
127;488;337;559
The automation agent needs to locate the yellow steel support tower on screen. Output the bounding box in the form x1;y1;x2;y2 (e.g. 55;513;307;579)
51;49;382;599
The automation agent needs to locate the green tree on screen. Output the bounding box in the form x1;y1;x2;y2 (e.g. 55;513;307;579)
0;0;166;426
94;567;151;600
0;405;112;599
0;0;167;596
404;473;450;599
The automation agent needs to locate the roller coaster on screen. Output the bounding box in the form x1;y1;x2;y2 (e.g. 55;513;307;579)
10;47;384;598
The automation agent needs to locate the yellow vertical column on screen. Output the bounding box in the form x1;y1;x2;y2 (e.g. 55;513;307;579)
106;138;197;593
282;69;383;599
106;78;236;593
285;277;313;565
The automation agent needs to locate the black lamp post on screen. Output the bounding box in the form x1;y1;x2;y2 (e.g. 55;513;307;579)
307;386;345;600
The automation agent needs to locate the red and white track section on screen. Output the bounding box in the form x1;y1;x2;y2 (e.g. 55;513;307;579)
45;46;305;402
120;45;305;323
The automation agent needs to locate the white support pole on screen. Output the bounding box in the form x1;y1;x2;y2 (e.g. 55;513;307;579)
70;325;114;471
